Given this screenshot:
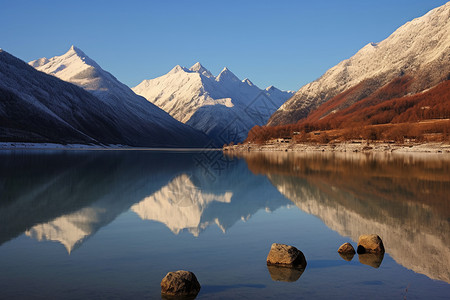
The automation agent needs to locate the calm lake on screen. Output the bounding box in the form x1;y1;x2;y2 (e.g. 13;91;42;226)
0;150;449;299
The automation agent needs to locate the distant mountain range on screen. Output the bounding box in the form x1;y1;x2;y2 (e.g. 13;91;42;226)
2;2;448;147
267;2;450;130
133;63;294;144
24;46;210;147
0;47;209;147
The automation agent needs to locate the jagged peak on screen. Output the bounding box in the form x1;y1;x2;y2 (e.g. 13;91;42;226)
168;64;188;74
216;67;240;82
189;62;213;77
265;85;276;91
60;45;101;69
67;45;86;57
189;62;204;71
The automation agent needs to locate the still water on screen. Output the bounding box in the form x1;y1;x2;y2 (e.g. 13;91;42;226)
0;150;449;299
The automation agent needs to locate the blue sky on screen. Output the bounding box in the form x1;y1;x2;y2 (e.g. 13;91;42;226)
1;0;448;91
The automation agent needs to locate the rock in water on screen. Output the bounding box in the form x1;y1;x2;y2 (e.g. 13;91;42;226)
338;243;356;261
266;243;307;268
357;234;385;254
161;270;201;297
338;242;356;254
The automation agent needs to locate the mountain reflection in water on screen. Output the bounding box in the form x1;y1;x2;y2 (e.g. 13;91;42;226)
1;150;449;286
233;151;450;283
0;151;288;252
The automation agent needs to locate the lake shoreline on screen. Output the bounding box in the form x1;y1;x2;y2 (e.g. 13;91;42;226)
223;141;450;154
0;142;221;151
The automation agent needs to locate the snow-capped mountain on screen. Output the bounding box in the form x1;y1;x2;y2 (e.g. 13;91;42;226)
268;1;450;125
132;63;294;144
25;46;209;147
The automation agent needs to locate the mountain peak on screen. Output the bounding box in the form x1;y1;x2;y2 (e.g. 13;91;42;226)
67;45;86;57
59;45;102;71
189;62;213;78
189;62;204;71
216;67;240;82
169;65;188;74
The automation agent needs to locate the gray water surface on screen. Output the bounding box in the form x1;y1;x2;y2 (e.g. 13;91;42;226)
0;150;449;299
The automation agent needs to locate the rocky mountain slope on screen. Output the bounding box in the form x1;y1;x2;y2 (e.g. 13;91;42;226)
24;46;209;147
268;1;450;126
133;63;294;144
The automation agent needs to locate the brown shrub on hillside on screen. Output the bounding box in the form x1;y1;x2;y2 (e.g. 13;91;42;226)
245;79;450;144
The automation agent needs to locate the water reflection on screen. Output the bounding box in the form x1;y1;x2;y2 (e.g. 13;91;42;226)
1;150;449;286
233;152;450;283
0;151;288;252
359;253;384;269
266;265;305;282
131;173;233;236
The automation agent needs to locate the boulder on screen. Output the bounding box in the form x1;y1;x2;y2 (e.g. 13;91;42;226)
266;243;307;268
338;242;356;261
338;242;355;254
161;270;201;298
357;234;385;254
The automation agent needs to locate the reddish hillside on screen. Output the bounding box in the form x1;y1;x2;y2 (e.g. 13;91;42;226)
245;78;450;144
313;77;450;130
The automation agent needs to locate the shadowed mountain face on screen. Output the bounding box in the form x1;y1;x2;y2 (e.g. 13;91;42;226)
0;151;288;253
236;152;450;283
0;49;209;147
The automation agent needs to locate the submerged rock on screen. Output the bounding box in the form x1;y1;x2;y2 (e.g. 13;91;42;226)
267;265;305;282
357;234;385;254
161;270;201;298
266;243;307;268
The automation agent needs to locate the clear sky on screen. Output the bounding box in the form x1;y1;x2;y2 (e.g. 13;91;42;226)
1;0;448;91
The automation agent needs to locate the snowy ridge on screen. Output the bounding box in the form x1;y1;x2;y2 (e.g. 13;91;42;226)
133;63;294;143
27;46;210;147
268;1;450;125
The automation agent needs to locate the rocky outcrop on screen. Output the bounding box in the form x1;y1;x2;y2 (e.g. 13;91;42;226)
160;270;201;297
266;243;307;269
357;234;385;254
